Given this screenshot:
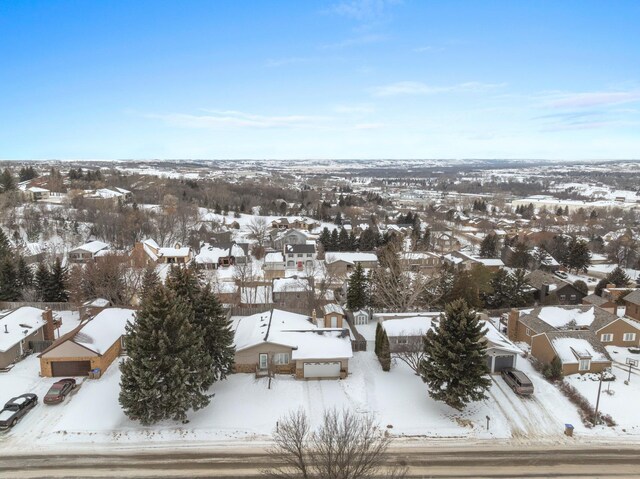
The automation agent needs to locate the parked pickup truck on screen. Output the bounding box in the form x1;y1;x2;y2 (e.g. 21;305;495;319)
0;394;38;430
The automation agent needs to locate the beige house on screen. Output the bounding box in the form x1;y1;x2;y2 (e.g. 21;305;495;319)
324;252;378;277
263;251;286;280
507;305;640;374
0;307;53;370
68;240;110;264
233;309;352;379
131;239;193;267
39;308;135;377
624;290;640;322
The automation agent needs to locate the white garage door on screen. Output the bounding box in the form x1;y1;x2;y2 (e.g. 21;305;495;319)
303;362;341;378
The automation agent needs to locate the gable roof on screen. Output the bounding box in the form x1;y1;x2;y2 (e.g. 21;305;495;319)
40;308;135;357
70;240;109;255
545;330;611;364
624;290;640;306
517;305;617;333
285;243;315;254
0;307;45;353
526;270;569;290
582;294;609;307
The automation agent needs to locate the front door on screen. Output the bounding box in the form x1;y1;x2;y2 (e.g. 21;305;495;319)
331;316;338;328
259;353;268;370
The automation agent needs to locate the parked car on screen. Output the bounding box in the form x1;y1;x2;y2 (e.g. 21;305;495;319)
0;394;38;429
44;379;77;405
501;368;534;396
554;271;568;279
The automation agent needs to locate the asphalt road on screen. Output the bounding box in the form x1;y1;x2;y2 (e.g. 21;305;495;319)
2;445;640;478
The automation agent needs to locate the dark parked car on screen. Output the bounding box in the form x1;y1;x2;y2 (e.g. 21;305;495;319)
0;394;38;429
44;379;77;405
501;368;534;396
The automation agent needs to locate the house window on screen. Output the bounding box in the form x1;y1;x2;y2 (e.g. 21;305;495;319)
307;253;312;257
560;295;566;301
623;333;637;342
259;353;268;370
274;353;290;365
578;359;590;371
570;294;576;300
525;328;531;336
397;337;408;345
600;333;613;343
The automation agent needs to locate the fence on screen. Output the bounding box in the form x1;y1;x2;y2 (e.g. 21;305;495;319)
228;305;312;317
29;340;54;353
0;301;76;311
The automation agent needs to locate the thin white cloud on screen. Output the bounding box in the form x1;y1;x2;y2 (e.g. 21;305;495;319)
265;57;312;67
354;122;384;129
370;81;506;97
327;0;401;21
333;104;375;113
146;110;332;129
543;90;640;109
321;33;387;49
413;45;444;53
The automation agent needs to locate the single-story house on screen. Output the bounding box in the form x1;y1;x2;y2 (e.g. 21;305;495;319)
507;305;640;374
447;250;505;272
399;251;442;272
39;308;135;377
526;270;586;305
78;298;112;321
131;239;192;266
380;314;520;373
623;290;640;322
263;251;286;280
233;309;352;379
324;252;378;277
530;330;612;376
68;240;110;264
0;307;53;369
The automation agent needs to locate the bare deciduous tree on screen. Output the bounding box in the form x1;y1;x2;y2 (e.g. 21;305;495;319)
265;409;407;479
247;217;270;248
392;335;426;375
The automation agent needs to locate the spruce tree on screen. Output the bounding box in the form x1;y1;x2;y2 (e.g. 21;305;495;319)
479;234;499;258
16;256;33;288
140;266;161;302
45;258;69;302
0;259;20;301
329;229;339;251
338;228;349;251
34;262;50;301
420;299;491;410
119;286;214;425
378;329;391;371
0;229;11;259
193;285;235;383
346;262;368;310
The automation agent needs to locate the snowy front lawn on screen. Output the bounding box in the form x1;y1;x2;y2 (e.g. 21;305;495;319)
0;347;634;452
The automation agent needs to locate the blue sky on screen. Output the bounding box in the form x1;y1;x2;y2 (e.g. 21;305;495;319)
1;0;639;160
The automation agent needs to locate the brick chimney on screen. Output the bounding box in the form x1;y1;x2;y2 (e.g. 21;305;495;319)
42;308;55;341
507;308;520;341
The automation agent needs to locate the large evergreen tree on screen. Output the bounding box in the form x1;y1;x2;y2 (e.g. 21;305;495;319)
0;229;11;259
420;300;491;410
34;262;50;301
346;262;368;310
45;258;69;302
595;266;631;296
192;285;235;383
565;238;591;273
0;259;20;301
119;286;214;425
479;234;499;259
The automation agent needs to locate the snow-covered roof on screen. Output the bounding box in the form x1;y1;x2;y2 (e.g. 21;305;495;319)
550;336;610;364
72;308;135;355
482;320;521;354
289;330;353;360
325;252;378;265
158;246;190;258
382;316;437;337
233;309;315;351
273;277;310;293
195;244;228;264
0;307;45;353
264;252;285;263
82;298;110;308
70;240;109;254
536;306;596;329
323;303;344;315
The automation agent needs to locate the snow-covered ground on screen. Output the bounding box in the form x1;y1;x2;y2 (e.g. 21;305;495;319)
0;310;636;451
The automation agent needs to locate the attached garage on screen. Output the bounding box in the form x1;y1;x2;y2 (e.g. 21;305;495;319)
303;361;341;378
493;354;515;372
51;360;91;377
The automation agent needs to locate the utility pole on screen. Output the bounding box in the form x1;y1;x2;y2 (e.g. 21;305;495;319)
593;372;603;426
